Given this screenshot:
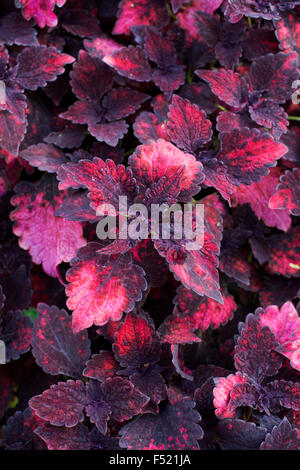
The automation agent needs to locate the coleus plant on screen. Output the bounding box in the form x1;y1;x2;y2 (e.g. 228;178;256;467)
0;0;299;452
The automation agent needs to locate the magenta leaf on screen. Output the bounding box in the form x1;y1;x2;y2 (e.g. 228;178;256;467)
10;179;86;277
17;0;67;28
66;244;147;332
16;46;75;91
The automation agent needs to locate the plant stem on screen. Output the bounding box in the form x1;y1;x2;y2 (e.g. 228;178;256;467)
287;116;300;121
123;148;136;158
216;104;227;112
186;67;193;84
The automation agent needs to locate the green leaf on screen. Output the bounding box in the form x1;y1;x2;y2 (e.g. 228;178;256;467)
22;307;37;321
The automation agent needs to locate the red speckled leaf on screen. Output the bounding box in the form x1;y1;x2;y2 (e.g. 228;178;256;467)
101;376;149;421
29;380;87;427
191;10;221;46
55;192;98;222
0;110;27;156
113;0;169;36
143;27;175;66
0;310;32;361
177;0;223;41
0;12;38;46
218;419;267;450
157;240;222;303
154;204;222;303
84;37;123;59
193;1;224;13
113;312;161;371
180;82;217;114
143;28;185;94
130;366;166;406
61;96;139;132
196;69;248;108
21;95;53;147
213;372;248;419
133;111;169;144
218;127;287;186
142;169;184;206
97;319;122;343
10;179;86;277
216;110;254;133
34;423;90;450
0;74;27;122
103;88;149;122
167;95;212;154
0;45;8;68
215;22;245;69
3;408;46;450
259;276;300;309
70;50;113;101
58;157;136;211
83;351;120;381
229;381;260;411
91;142;124;164
266;380;300;412
16;46;74;91
66;243;147;333
193;193;223;240
152;94;169;118
257;301;300;371
224;0;298;23
59;99;102;125
219;251;251;285
173;286;236;331
103;46;152;82
132;239;168;288
61;9;102;39
231;168;292;231
242;28;278;60
267;225;300;277
89;121;129;147
17;0;67;28
129;139;204;201
119;399;203;449
199;151;233;203
235;314;282;383
249;52;299;104
20;143;68;173
260;418;300;450
274;10;300;53
31;303;91;378
43;72;69;106
269;168;300;216
158;315;201;344
249;100;288;140
153;63;184;95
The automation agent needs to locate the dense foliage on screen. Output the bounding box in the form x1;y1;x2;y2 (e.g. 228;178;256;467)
0;0;299;451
